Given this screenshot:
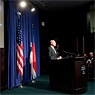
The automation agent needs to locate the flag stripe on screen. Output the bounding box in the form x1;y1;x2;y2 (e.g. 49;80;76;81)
17;45;24;76
17;61;23;73
17;44;23;56
17;54;23;68
17;44;24;63
17;62;23;76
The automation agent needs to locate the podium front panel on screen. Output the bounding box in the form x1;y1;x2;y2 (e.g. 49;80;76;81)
49;57;87;94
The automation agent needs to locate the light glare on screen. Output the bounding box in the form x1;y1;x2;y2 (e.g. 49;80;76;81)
31;8;35;12
20;1;26;8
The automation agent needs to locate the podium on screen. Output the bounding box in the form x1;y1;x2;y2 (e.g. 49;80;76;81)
49;57;87;94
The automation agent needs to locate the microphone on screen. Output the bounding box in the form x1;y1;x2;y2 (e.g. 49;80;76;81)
63;50;69;54
63;50;76;56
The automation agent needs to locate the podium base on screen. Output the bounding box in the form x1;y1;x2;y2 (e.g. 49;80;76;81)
50;85;87;94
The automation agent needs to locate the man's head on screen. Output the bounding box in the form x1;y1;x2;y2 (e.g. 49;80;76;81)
89;52;93;58
83;53;87;57
50;40;56;47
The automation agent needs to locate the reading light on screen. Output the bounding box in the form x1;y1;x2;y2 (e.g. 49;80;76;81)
20;1;27;8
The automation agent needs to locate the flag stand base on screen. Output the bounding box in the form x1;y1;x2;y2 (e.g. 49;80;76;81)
19;84;23;88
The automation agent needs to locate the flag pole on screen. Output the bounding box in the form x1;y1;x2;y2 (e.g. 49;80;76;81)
31;24;35;83
31;23;36;83
18;75;22;88
17;12;23;88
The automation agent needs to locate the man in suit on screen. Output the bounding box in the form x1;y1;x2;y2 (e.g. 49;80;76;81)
48;40;62;60
86;52;94;79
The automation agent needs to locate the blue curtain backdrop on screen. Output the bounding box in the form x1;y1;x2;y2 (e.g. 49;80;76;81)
7;1;40;89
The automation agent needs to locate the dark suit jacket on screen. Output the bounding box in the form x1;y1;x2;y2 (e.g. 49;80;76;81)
48;46;58;60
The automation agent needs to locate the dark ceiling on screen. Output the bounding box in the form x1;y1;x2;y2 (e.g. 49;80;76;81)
32;0;93;11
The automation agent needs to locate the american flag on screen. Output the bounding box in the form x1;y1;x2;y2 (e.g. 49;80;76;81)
16;12;24;76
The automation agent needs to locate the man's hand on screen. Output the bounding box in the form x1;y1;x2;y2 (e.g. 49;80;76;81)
57;56;62;60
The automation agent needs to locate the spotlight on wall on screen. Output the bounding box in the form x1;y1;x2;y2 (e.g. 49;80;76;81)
29;2;35;12
31;7;35;12
20;1;27;8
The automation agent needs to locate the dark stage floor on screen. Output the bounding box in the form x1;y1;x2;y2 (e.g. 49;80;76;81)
1;75;95;95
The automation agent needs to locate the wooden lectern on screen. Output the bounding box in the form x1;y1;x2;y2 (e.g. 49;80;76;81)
49;57;87;94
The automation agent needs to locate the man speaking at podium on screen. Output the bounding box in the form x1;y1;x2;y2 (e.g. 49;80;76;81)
48;40;62;60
